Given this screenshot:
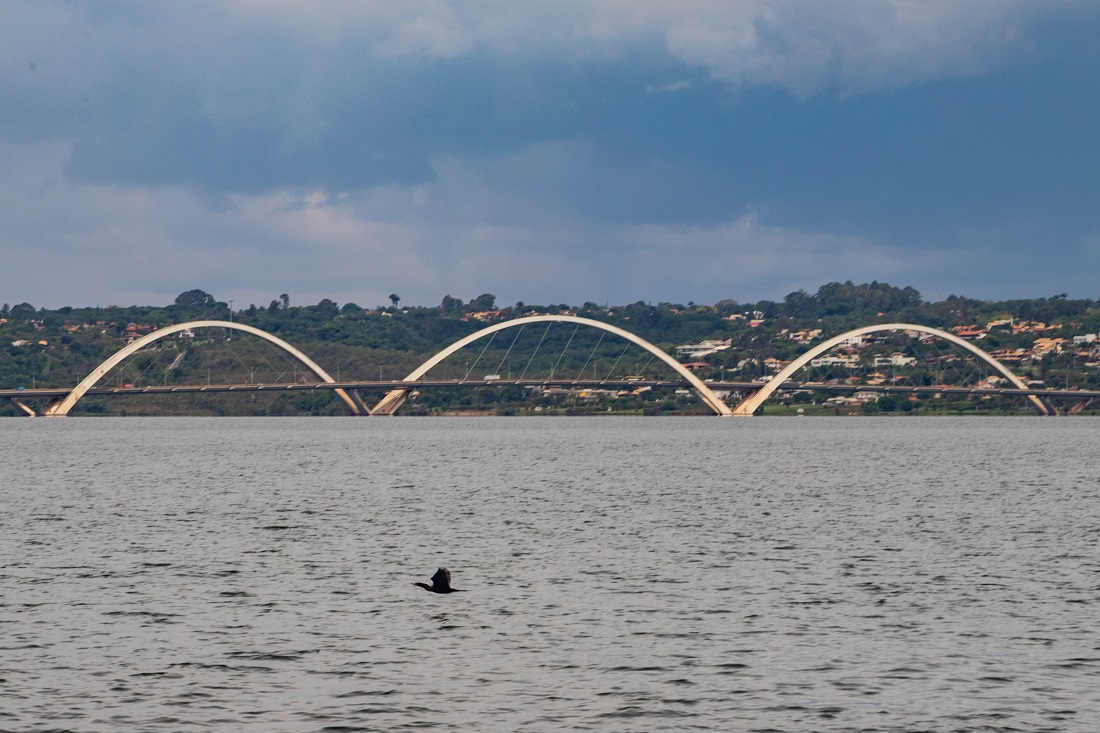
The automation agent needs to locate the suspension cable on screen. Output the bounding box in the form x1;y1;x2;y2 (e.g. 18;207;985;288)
576;331;606;382
520;322;553;380
463;332;497;380
223;329;287;383
605;343;631;381
493;324;525;377
549;324;580;380
130;346;168;386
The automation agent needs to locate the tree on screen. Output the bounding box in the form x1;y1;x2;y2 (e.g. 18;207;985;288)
815;281;922;316
9;302;36;320
174;289;216;309
470;293;496;310
389;293;401;308
782;289;817;317
280;293;290;310
315;298;339;319
714;299;740;315
440;295;464;313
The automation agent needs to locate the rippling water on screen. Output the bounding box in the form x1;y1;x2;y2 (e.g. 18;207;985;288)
2;417;1098;731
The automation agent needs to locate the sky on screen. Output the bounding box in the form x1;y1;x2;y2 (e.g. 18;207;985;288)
2;1;1099;310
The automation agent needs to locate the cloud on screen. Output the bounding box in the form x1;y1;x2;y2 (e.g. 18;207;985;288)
7;2;1097;206
3;135;1098;310
2;2;1100;309
7;2;1088;104
655;0;1038;94
214;0;1091;93
0;141;426;308
645;80;692;94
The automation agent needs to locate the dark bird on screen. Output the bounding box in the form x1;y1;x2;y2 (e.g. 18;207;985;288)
414;567;464;594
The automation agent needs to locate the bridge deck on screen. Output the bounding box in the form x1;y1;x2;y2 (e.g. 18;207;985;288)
4;380;1099;401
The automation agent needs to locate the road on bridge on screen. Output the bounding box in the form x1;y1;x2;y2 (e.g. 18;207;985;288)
4;379;1098;402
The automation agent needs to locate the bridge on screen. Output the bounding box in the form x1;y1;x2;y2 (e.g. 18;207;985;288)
2;317;1080;417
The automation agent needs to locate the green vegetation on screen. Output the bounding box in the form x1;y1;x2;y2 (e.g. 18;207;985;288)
3;283;1100;416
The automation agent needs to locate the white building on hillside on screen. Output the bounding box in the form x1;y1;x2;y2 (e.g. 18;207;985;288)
676;339;732;359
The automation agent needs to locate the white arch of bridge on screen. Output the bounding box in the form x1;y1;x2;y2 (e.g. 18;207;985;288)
731;322;1053;416
43;320;368;417
371;315;734;416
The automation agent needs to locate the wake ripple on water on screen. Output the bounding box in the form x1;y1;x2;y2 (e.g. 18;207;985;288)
1;417;1099;731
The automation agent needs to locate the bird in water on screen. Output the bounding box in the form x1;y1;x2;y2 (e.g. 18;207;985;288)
414;567;465;594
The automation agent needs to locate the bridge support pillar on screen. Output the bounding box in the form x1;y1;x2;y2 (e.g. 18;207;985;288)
731;390;765;416
9;398;37;417
372;388;408;416
345;389;372;416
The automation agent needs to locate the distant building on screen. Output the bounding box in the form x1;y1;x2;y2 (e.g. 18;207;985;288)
675;339;732;359
950;325;988;339
788;328;822;343
1014;321;1054;334
810;354;860;368
873;352;917;368
837;334;865;348
989;348;1029;362
1032;337;1066;357
762;357;791;372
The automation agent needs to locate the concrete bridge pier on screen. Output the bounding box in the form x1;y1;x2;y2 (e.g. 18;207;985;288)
9;398;37;417
372;389;407;416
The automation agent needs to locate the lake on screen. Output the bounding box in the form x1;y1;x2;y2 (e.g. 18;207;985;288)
1;417;1098;731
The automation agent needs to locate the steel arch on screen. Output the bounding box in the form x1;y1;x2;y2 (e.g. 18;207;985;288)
371;315;733;416
731;322;1053;416
43;320;368;416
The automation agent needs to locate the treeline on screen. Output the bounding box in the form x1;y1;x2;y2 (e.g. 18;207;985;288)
5;281;1099;349
3;282;1100;414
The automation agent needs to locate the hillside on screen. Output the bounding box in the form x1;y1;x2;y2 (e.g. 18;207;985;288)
3;283;1100;416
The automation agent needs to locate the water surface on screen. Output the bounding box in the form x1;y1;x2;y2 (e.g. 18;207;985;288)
1;417;1098;731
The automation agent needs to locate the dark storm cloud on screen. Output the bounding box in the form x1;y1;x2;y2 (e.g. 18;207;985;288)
38;20;1100;244
2;1;1099;308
